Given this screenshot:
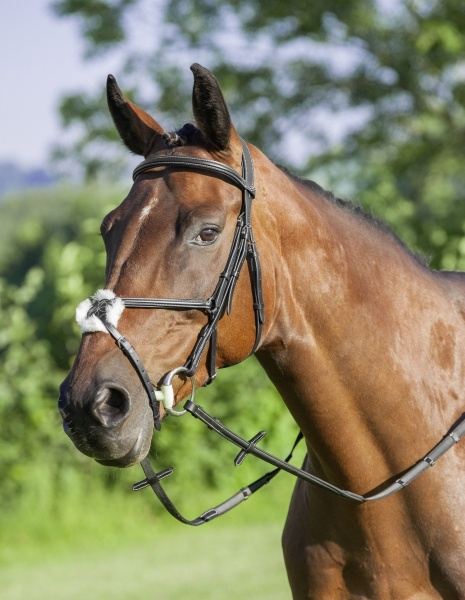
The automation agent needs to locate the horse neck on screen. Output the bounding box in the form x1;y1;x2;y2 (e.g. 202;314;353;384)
254;160;457;488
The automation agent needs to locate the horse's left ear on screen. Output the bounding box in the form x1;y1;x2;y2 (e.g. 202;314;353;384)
190;64;240;152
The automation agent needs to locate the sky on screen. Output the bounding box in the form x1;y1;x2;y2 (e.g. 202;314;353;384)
0;1;350;174
1;1;118;170
0;1;392;174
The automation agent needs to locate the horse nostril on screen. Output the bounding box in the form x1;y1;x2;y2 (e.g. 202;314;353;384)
89;386;131;428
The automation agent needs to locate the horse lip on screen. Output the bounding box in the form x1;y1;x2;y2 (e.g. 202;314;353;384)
95;428;147;468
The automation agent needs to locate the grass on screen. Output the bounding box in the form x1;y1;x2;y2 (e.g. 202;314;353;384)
0;468;297;600
0;520;291;600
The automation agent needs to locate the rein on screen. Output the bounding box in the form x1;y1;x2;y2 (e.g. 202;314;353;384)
130;402;465;524
79;139;465;526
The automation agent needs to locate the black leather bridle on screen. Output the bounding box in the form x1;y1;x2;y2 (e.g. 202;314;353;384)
84;138;465;526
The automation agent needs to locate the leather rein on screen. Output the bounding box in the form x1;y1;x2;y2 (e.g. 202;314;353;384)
83;138;465;526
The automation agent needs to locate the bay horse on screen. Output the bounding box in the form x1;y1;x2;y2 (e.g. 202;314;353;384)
59;63;465;599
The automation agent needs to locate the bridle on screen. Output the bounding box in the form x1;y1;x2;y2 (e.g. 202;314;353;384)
79;138;465;526
85;138;264;432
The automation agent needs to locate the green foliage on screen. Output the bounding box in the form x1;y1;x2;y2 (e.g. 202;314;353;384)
0;271;60;509
0;186;119;534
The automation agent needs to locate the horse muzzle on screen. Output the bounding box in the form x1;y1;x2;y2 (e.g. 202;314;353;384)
58;376;154;467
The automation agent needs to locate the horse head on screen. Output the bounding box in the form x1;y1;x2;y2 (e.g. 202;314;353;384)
58;64;272;467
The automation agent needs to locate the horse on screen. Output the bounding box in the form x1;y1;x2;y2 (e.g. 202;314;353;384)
58;63;465;599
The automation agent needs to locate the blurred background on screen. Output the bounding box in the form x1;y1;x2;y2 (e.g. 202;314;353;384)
1;1;465;598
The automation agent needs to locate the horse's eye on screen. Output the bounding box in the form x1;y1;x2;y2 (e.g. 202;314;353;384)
194;227;219;245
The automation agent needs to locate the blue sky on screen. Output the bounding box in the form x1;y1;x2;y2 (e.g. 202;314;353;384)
1;1;118;169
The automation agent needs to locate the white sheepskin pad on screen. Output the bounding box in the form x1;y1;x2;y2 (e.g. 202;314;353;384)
75;289;125;333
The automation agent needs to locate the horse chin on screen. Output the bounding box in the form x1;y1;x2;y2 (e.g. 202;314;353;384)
95;427;151;468
63;411;154;468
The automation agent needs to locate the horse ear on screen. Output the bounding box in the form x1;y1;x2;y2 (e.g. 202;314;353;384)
190;64;240;152
106;75;164;157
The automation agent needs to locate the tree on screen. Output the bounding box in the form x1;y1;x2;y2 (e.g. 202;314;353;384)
51;0;465;266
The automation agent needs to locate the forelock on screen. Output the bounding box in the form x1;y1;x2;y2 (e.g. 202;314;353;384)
163;123;204;148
